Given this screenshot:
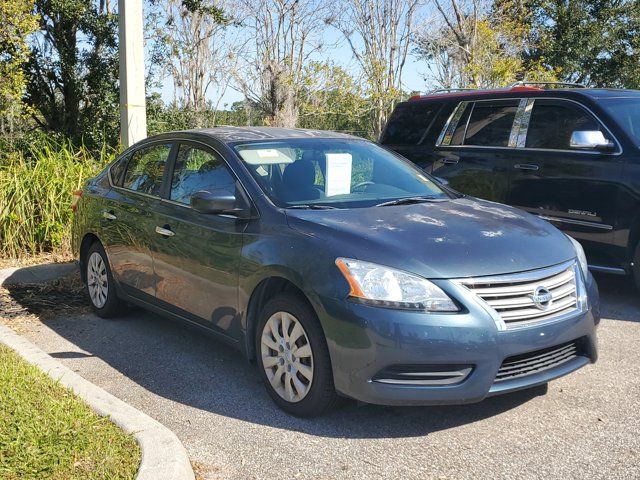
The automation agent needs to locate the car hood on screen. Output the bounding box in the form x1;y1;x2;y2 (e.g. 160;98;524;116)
285;197;576;279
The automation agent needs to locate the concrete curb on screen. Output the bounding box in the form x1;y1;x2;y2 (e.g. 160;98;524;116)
0;261;79;286
0;323;195;480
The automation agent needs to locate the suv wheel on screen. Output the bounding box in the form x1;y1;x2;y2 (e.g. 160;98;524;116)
256;293;339;417
85;242;125;318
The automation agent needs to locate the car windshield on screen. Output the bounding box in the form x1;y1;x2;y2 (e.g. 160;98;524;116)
234;138;449;208
600;97;640;147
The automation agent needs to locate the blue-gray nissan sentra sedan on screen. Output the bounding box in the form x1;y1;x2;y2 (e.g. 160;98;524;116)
72;127;599;417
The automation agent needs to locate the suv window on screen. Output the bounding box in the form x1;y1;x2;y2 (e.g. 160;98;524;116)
170;144;235;205
525;100;605;150
381;102;443;145
122;144;172;196
463;100;519;147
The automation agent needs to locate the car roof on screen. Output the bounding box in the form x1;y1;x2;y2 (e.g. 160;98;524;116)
150;126;359;144
405;87;640;104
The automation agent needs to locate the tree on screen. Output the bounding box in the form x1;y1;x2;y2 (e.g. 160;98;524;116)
25;0;119;148
297;62;371;137
0;0;39;135
329;0;422;138
528;0;640;88
415;0;554;89
233;0;332;127
155;0;235;115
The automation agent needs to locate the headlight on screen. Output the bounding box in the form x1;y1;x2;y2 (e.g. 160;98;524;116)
335;258;459;312
568;236;589;279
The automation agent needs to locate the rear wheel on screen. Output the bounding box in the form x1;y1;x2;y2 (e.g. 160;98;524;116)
85;242;125;318
633;242;640;290
256;293;339;417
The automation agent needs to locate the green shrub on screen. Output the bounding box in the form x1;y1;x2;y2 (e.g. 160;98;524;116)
0;139;114;258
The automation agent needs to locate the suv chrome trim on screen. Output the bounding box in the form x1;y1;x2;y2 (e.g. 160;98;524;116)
437;101;469;146
588;265;626;275
537;214;613;231
454;260;584;331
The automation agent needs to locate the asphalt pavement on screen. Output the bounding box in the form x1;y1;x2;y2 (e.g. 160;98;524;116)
3;273;639;480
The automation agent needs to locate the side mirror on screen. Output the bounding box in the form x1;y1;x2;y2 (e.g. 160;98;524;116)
191;190;238;215
433;176;450;186
570;130;616;152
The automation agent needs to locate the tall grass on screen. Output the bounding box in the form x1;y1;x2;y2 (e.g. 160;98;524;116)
0;140;115;259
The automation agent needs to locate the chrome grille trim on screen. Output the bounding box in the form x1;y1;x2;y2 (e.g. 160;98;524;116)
454;260;583;330
495;341;580;381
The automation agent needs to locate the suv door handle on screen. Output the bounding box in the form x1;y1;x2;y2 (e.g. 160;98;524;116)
155;225;175;237
442;158;459;165
101;210;117;221
514;163;540;171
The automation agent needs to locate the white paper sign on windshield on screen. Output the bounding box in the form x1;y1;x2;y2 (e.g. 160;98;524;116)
325;153;352;197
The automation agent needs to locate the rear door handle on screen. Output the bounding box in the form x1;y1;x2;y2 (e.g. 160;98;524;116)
514;163;540;171
442;159;459;165
155;225;175;237
101;210;117;221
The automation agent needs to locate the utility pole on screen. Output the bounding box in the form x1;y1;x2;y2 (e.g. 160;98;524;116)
118;0;147;147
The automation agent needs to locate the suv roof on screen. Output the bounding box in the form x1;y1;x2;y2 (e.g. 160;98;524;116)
407;85;640;103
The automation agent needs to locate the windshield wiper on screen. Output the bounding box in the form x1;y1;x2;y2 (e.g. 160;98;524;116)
286;204;338;210
375;196;445;207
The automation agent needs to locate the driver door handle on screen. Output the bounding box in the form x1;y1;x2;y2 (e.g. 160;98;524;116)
101;210;117;221
442;158;459;165
514;163;540;171
155;226;175;237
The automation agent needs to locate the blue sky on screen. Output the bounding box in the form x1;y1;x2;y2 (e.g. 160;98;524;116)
155;28;430;109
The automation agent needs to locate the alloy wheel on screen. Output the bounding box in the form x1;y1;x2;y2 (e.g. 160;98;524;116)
87;251;108;308
260;311;314;403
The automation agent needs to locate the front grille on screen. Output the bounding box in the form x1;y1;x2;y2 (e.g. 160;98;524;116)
495;340;582;382
459;261;580;329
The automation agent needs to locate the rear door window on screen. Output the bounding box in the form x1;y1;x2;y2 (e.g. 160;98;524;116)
463;100;519;147
170;144;236;205
525;100;606;150
381;102;443;145
122;143;172;196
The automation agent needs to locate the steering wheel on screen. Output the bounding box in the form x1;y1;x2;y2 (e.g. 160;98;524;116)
352;181;375;192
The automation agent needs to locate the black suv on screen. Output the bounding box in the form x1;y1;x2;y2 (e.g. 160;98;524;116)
380;84;640;282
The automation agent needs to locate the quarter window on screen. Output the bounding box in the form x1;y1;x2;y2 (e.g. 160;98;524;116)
170;144;235;205
109;154;129;187
463;100;519;147
122;144;172;196
381;103;443;145
525;100;606;150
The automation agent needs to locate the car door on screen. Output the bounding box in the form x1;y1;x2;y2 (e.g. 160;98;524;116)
102;142;173;298
505;98;623;267
151;141;246;340
431;99;520;203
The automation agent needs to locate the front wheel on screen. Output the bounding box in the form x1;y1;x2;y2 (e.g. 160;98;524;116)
256;293;339;417
85;242;125;318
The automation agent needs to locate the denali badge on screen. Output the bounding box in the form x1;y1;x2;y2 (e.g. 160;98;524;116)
530;286;553;310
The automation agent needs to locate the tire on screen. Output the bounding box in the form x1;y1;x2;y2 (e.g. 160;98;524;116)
633;242;640;291
84;241;125;318
255;293;339;417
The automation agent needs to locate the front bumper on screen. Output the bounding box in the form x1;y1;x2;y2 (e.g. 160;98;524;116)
319;273;599;406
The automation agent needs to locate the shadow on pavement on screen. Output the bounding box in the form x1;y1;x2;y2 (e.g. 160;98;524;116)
593;273;640;323
17;305;544;440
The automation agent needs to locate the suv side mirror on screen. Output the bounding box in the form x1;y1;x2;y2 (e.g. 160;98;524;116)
570;130;616;152
191;190;238;215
